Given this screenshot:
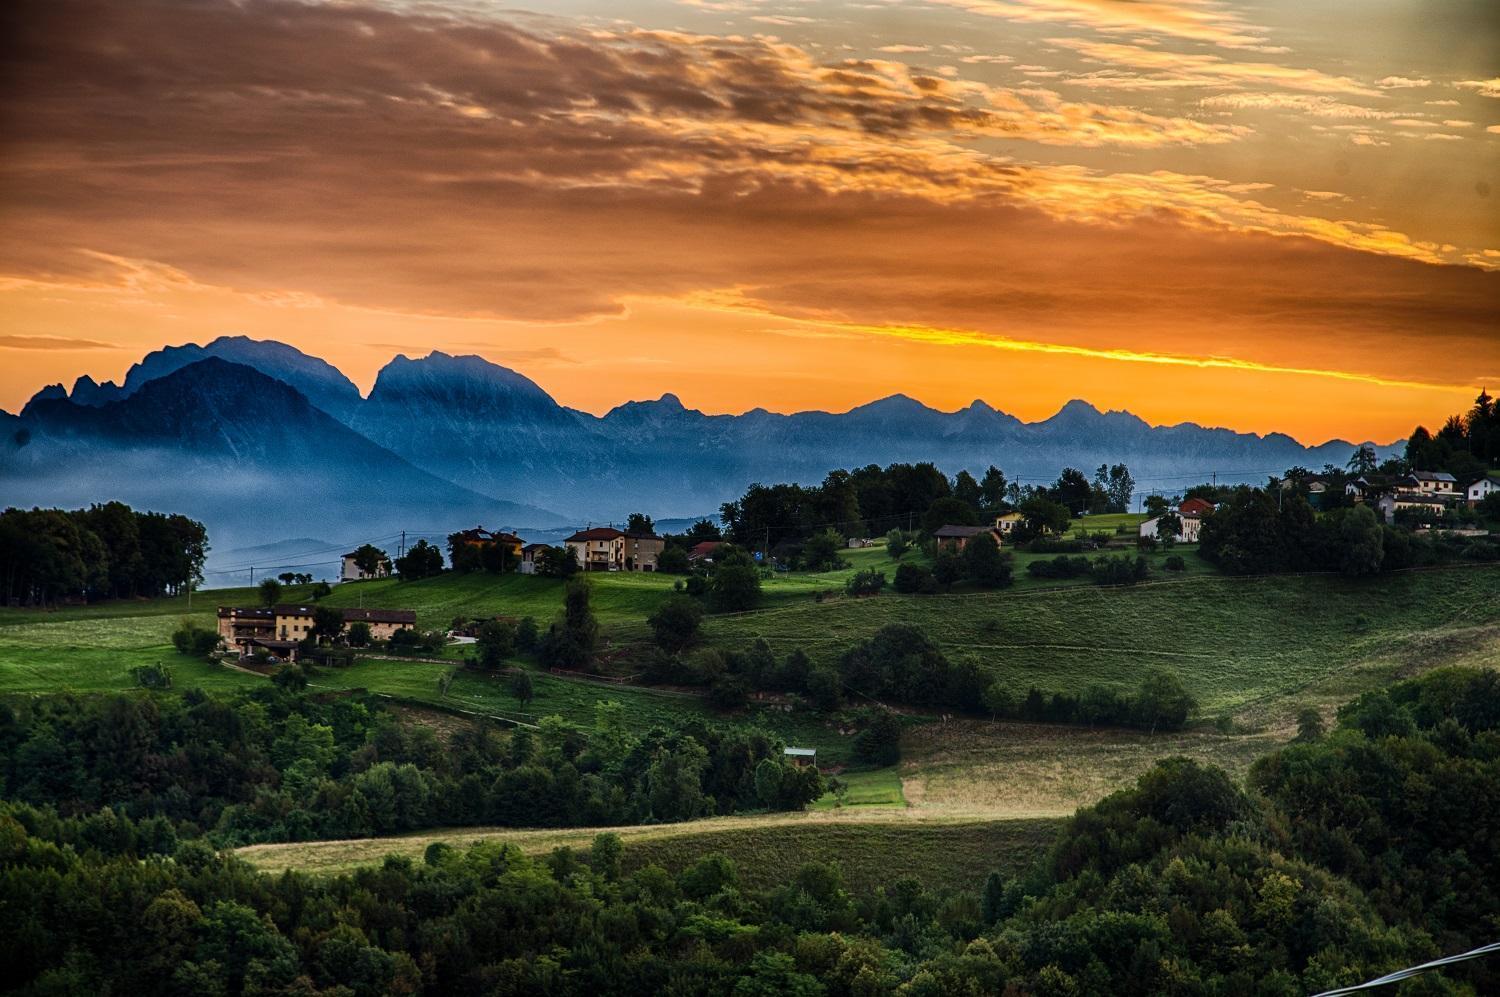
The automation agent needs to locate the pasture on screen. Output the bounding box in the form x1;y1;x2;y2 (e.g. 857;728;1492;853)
236;809;1062;893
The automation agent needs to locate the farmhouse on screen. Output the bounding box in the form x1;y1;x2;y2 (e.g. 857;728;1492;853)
519;543;550;574
994;512;1024;534
687;540;725;564
1140;514;1203;544
1411;470;1459;498
452;527;525;565
623;529;665;571
1376;491;1448;525
340;551;390;583
1178;497;1215;518
566;527;625;571
216;604;417;659
1466;474;1500;508
933;524;1003;551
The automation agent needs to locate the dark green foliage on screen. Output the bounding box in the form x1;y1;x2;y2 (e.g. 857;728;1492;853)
346;620;371;647
961;533;1011;588
852;708;902;765
514;616;540;652
130;662;173;689
171;623;219;657
394;538;444;579
1163;554;1186;572
1025;554;1091;579
3;670;1497;994
0;502;206;606
800;529;846;572
257;577;281;607
648;595;704;653
893;562;937;593
844;568;886;596
708;547;762;612
922;496;977;534
475;619;516;669
1090;553;1148;586
538;578;599;669
506;669;534;707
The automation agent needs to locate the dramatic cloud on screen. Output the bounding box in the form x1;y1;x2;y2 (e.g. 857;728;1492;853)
1050;38;1379;95
931;0;1277;51
0;0;1496;429
1457;79;1500;98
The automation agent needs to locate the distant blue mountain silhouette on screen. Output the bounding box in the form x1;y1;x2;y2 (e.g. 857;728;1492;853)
3;338;1399;552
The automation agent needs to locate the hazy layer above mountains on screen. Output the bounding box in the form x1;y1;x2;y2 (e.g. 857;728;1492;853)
3;336;1398;557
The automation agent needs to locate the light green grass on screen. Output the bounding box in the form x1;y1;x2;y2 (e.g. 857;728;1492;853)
813;767;907;810
0;615;258;694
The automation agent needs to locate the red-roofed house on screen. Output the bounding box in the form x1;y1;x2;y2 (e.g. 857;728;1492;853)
1178;498;1215;518
687;540;724;564
565;527;625;571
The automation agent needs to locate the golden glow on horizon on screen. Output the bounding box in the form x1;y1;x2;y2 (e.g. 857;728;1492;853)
1;0;1497;447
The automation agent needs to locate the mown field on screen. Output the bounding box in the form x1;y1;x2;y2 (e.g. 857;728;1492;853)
235;810;1061;893
703;564;1500;723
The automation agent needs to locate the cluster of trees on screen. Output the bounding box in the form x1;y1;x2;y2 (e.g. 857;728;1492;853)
0;502;207;606
1026;552;1150;585
6;668;1493;994
981;669;1195;732
1405;388;1500;482
1199;489;1499;576
893;534;1012;593
719;462;1133;556
0;687;824;847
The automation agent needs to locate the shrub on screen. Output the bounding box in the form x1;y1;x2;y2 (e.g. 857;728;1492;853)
131;662;173;689
476;620;517;669
893;562;936;594
1164;555;1186;572
1025;555;1091;580
709;675;750;712
853;709;902;766
1091;553;1148;586
648;595;705;653
845;568;886;597
171;624;219;658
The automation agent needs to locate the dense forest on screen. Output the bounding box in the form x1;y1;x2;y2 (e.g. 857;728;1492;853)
1;667;1494;994
0;502;208;606
0;690;822;846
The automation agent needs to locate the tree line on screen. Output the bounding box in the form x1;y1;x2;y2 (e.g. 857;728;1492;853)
2;667;1493;994
719;462;1133;551
0;686;823;848
0;502;208;606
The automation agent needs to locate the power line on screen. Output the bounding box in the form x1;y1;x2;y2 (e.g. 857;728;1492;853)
1310;941;1500;996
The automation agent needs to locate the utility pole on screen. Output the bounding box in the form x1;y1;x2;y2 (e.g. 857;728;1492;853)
399;530;406;559
250;565;255;585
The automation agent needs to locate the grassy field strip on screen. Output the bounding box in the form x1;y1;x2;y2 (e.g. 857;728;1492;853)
235;809;1064;892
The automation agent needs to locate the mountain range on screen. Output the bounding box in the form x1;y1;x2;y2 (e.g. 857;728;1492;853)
2;336;1399;561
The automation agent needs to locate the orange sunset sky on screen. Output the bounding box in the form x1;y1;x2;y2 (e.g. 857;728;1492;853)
2;0;1498;444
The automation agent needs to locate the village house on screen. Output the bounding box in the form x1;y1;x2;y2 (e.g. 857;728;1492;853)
687;540;724;564
340;551;390;583
1411;470;1459;498
216;604;417;660
1466;473;1500;508
1178;497;1215;518
1140;514;1203;544
565;527;625;571
933;524;1003;551
1376;490;1448;525
994;512;1024;535
518;543;550;574
452;527;524;566
623;529;665;571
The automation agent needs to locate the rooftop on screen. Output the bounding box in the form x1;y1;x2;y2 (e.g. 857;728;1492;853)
566;526;625;541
